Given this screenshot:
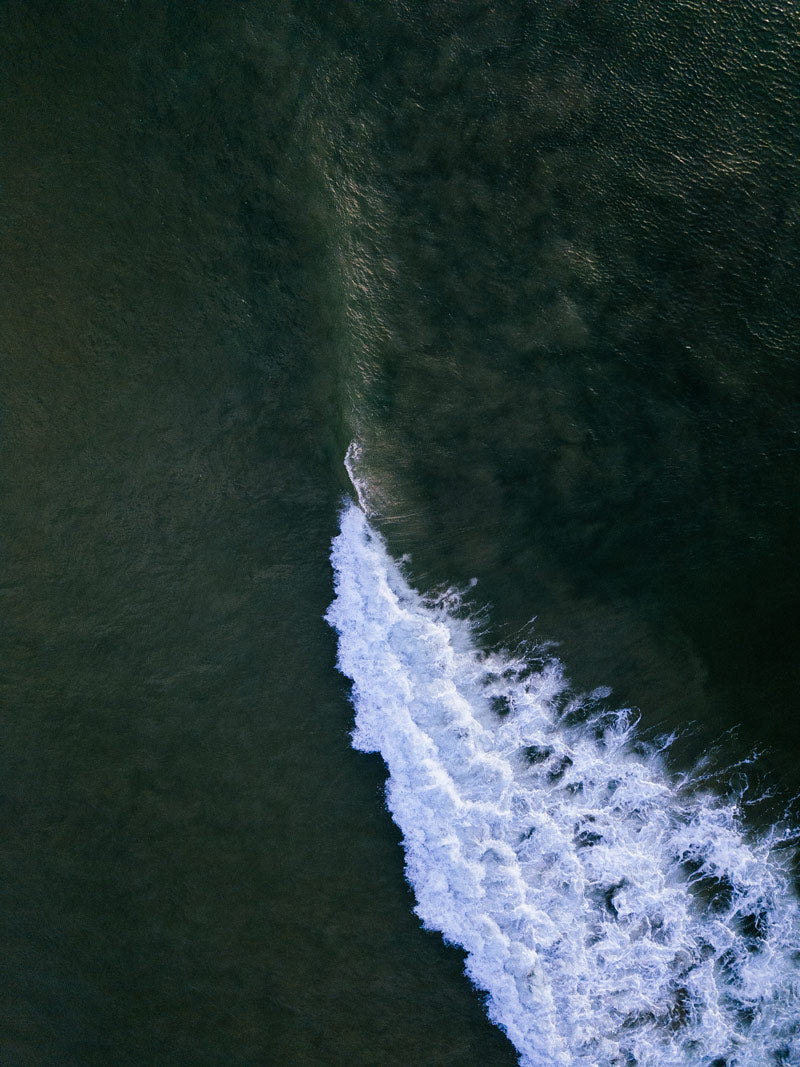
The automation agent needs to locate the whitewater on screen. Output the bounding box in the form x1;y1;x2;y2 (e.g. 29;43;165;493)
326;496;800;1066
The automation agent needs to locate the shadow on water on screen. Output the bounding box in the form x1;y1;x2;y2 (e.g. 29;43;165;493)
315;0;800;820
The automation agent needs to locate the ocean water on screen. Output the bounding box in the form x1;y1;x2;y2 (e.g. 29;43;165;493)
2;2;798;1065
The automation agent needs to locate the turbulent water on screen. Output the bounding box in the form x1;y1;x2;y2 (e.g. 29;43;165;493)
328;491;800;1066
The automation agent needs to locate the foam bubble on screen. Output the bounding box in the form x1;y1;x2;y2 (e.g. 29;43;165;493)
326;501;800;1066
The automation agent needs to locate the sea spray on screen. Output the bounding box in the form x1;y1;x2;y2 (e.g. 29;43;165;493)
326;500;800;1066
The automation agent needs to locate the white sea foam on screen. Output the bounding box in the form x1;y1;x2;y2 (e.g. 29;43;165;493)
326;500;800;1066
344;441;373;516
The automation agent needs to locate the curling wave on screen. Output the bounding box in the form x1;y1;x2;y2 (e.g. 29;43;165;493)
326;500;800;1066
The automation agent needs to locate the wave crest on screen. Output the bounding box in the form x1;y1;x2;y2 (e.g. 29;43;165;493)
326;501;800;1066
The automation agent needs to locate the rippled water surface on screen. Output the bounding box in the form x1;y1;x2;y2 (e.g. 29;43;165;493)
2;2;798;1063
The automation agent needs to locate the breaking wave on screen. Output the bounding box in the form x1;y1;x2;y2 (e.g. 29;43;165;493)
326;499;800;1066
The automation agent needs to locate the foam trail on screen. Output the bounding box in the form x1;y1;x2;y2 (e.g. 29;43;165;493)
344;441;372;516
326;500;800;1066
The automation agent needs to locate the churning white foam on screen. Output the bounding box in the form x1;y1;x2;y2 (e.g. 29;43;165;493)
326;501;800;1066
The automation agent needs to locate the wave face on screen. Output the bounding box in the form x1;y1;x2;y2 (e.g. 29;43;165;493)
326;500;800;1066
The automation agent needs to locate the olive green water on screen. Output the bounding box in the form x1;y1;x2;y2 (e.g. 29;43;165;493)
0;4;516;1062
2;2;798;1064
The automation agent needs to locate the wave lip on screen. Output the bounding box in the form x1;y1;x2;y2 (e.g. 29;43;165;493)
326;500;800;1067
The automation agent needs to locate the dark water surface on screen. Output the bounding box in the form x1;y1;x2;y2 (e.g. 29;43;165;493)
1;2;798;1064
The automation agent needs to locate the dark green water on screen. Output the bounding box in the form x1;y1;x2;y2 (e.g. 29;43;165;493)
1;2;798;1063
